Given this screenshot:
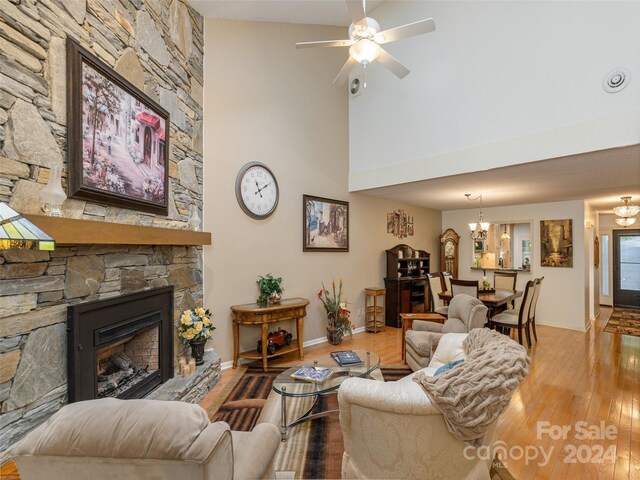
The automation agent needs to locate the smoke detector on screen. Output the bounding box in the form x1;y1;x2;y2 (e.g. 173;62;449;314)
603;68;630;93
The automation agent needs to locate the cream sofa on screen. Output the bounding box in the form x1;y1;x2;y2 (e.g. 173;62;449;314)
339;333;498;480
12;397;280;480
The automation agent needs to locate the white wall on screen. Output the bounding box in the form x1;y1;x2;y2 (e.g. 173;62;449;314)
443;200;588;331
203;20;442;364
350;1;640;190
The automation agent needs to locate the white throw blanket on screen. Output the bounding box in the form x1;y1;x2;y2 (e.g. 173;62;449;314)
413;328;531;446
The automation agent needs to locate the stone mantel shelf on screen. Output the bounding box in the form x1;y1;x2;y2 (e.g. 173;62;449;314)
25;215;212;246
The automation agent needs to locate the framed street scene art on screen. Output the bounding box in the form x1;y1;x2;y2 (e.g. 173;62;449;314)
303;195;349;252
67;38;169;215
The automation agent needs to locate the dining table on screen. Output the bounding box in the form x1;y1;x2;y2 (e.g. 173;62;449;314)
438;289;523;322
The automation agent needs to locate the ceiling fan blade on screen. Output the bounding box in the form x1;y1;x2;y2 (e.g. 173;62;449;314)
376;48;410;79
346;0;367;27
333;57;359;85
296;39;355;49
375;18;436;44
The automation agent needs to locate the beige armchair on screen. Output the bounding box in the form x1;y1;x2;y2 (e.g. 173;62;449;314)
339;330;531;480
12;398;280;480
405;294;488;371
339;333;498;480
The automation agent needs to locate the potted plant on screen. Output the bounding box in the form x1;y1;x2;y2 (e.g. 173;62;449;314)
257;273;284;306
178;307;214;365
318;279;353;345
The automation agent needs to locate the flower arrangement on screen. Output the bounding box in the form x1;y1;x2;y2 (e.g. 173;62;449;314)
317;279;353;338
178;307;215;343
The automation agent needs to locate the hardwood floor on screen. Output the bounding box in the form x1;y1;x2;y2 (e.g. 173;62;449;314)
3;307;638;479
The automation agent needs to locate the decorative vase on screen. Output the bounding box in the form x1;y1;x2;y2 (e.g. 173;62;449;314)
189;339;206;366
326;327;343;345
268;292;282;305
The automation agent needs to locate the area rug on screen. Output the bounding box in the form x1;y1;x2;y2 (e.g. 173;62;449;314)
604;307;640;336
207;364;515;480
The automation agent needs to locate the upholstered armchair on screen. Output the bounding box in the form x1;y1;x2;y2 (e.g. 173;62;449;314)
12;398;280;480
339;333;499;480
405;294;488;371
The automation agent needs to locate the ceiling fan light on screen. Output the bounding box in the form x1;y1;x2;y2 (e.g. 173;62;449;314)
349;38;380;64
612;196;640;217
615;217;637;227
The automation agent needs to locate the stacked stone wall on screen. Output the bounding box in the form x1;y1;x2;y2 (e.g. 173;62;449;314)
0;0;205;453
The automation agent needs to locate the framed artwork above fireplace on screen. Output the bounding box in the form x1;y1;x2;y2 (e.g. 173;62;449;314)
66;37;170;215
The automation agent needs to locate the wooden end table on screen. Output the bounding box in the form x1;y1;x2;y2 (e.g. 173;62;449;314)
400;312;446;361
230;298;310;372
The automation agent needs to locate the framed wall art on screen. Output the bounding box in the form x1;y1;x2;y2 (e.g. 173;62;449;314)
387;209;414;238
303;195;349;252
67;38;170;215
540;219;573;267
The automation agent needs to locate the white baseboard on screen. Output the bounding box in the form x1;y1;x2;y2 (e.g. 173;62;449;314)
535;321;587;332
220;326;368;370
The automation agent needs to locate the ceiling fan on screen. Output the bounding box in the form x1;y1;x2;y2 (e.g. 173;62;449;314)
296;0;436;86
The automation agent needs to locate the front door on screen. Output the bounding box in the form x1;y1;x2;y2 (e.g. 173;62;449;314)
613;229;640;308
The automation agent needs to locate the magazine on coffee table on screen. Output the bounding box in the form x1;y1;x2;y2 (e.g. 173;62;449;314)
290;366;333;383
330;350;363;366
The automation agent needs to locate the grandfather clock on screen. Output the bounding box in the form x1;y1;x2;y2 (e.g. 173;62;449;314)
439;228;460;278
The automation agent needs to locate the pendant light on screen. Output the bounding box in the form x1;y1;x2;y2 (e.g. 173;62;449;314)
500;225;510;241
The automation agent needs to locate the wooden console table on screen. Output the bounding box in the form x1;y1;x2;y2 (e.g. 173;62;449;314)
230;298;310;372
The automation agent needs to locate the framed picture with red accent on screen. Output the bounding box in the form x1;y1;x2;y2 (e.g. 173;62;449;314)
67;37;169;215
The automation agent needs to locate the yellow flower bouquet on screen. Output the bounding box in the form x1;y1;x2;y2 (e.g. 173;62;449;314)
178;307;215;343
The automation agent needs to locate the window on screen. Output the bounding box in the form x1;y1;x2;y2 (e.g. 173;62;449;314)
601;234;609;296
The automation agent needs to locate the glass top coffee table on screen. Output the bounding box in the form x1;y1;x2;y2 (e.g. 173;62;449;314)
272;350;380;441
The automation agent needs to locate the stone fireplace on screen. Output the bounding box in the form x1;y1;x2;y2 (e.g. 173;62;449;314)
0;0;210;455
67;287;174;403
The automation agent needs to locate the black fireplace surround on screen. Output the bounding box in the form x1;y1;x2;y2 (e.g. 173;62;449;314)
67;286;174;403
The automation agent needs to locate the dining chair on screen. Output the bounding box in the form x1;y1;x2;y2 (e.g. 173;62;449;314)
441;271;453;293
426;272;448;317
528;277;544;342
490;279;536;347
450;279;479;298
494;271;517;290
494;271;518;308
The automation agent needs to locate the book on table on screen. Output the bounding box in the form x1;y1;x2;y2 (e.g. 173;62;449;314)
330;350;363;366
290;366;333;383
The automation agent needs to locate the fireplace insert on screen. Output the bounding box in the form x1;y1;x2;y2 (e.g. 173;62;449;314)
67;286;174;402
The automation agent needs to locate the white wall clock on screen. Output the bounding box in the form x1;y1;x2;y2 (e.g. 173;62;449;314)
235;162;279;219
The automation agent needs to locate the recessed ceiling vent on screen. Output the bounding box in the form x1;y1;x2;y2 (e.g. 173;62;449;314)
603;68;630;93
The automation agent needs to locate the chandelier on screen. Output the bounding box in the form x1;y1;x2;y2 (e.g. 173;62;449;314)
613;196;639;217
613;196;639;227
615;216;637;227
465;194;490;240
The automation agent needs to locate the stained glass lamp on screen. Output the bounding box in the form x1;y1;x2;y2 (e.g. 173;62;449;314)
0;203;55;251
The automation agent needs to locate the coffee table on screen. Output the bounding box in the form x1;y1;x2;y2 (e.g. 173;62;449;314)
271;350;380;441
